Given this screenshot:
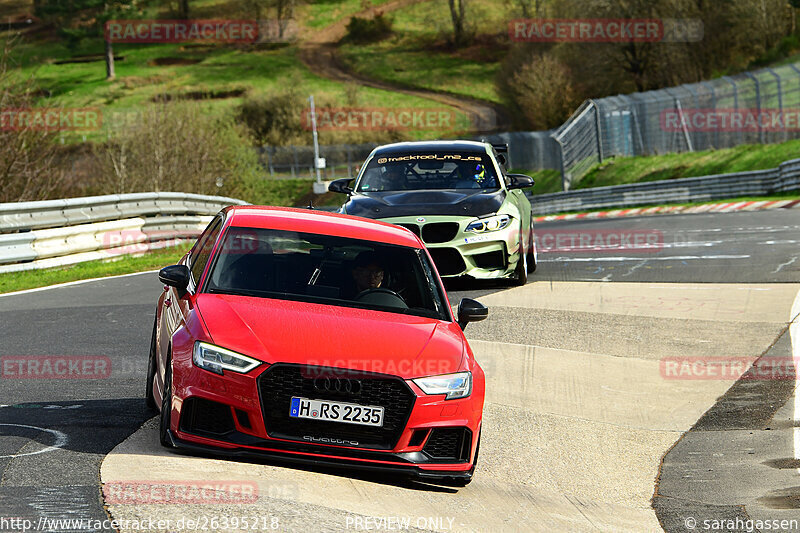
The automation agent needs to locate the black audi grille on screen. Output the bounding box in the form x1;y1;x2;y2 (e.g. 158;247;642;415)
421;223;459;244
422;427;472;461
258;364;416;450
428;248;466;276
179;398;236;436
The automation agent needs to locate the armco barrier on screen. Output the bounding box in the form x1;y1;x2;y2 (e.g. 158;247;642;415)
0;192;247;273
529;157;800;215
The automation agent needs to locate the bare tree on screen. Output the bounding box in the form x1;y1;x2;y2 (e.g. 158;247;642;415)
274;0;296;39
447;0;467;46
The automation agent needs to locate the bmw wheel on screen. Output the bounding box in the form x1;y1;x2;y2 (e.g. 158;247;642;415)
513;236;528;286
527;227;537;273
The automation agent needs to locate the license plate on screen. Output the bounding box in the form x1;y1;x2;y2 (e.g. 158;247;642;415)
464;234;495;244
289;397;384;427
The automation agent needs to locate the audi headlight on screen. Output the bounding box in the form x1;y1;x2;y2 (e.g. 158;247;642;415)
466;214;511;233
413;372;472;400
192;342;261;375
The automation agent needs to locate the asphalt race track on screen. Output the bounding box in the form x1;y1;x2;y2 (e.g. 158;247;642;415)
1;209;799;533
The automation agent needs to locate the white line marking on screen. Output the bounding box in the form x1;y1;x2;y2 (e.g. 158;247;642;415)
539;255;749;262
791;288;800;474
0;424;68;458
0;270;158;298
773;256;799;274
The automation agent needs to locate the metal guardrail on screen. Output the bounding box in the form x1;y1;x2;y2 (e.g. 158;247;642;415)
528;157;800;215
0;192;248;273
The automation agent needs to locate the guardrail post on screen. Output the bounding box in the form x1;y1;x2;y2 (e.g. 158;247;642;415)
766;68;785;143
722;76;742;146
745;72;764;144
590;100;603;163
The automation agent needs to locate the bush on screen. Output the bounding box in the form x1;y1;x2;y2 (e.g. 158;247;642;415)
344;12;393;43
94;102;262;197
0;38;65;202
236;90;307;147
499;53;580;130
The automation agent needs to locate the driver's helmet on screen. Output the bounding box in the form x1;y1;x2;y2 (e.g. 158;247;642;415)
473;164;487;183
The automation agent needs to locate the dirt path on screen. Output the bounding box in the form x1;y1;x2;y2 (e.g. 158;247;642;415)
297;0;510;133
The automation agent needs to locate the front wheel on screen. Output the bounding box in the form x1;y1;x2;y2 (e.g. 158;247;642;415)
145;316;158;411
512;236;528;286
527;228;537;273
159;357;174;448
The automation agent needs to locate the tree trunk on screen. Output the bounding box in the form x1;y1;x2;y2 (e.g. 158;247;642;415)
105;39;115;81
447;0;466;46
179;0;189;19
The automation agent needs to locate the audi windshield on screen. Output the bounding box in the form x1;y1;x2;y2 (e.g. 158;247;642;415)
205;227;450;320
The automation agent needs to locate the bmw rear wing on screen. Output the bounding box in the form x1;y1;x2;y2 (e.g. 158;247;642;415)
490;143;508;155
486;142;509;167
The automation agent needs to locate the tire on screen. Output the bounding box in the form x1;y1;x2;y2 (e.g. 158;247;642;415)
145;316;158;411
159;356;174;448
512;235;528;286
526;227;537;274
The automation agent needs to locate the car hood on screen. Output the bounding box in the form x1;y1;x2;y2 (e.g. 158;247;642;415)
343;189;506;219
195;294;465;378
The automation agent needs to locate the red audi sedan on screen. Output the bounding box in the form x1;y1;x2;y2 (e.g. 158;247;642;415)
146;206;488;486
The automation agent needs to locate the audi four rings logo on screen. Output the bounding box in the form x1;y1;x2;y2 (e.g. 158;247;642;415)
313;376;362;394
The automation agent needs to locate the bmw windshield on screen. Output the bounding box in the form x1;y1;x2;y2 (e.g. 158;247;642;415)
356;152;500;192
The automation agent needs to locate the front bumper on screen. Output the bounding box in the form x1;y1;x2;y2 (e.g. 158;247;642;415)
168;362;482;484
381;215;522;279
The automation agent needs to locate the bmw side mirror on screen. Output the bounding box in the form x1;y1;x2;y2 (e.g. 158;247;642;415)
457;298;488;330
159;265;190;297
329;177;354;194
507;173;535;190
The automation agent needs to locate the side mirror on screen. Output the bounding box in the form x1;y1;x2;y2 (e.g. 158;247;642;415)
507;173;535;190
457;298;488;330
329;177;354;194
159;265;190;297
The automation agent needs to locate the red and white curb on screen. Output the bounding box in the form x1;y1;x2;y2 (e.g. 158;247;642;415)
534;198;800;222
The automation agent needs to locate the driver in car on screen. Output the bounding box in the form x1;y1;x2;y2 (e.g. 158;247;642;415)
350;251;385;296
381;165;406;191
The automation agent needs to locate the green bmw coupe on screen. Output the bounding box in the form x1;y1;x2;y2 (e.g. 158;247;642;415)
329;140;537;285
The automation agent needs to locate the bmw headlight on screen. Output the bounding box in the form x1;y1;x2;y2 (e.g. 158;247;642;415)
466;214;511;233
192;342;261;375
413;372;472;400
